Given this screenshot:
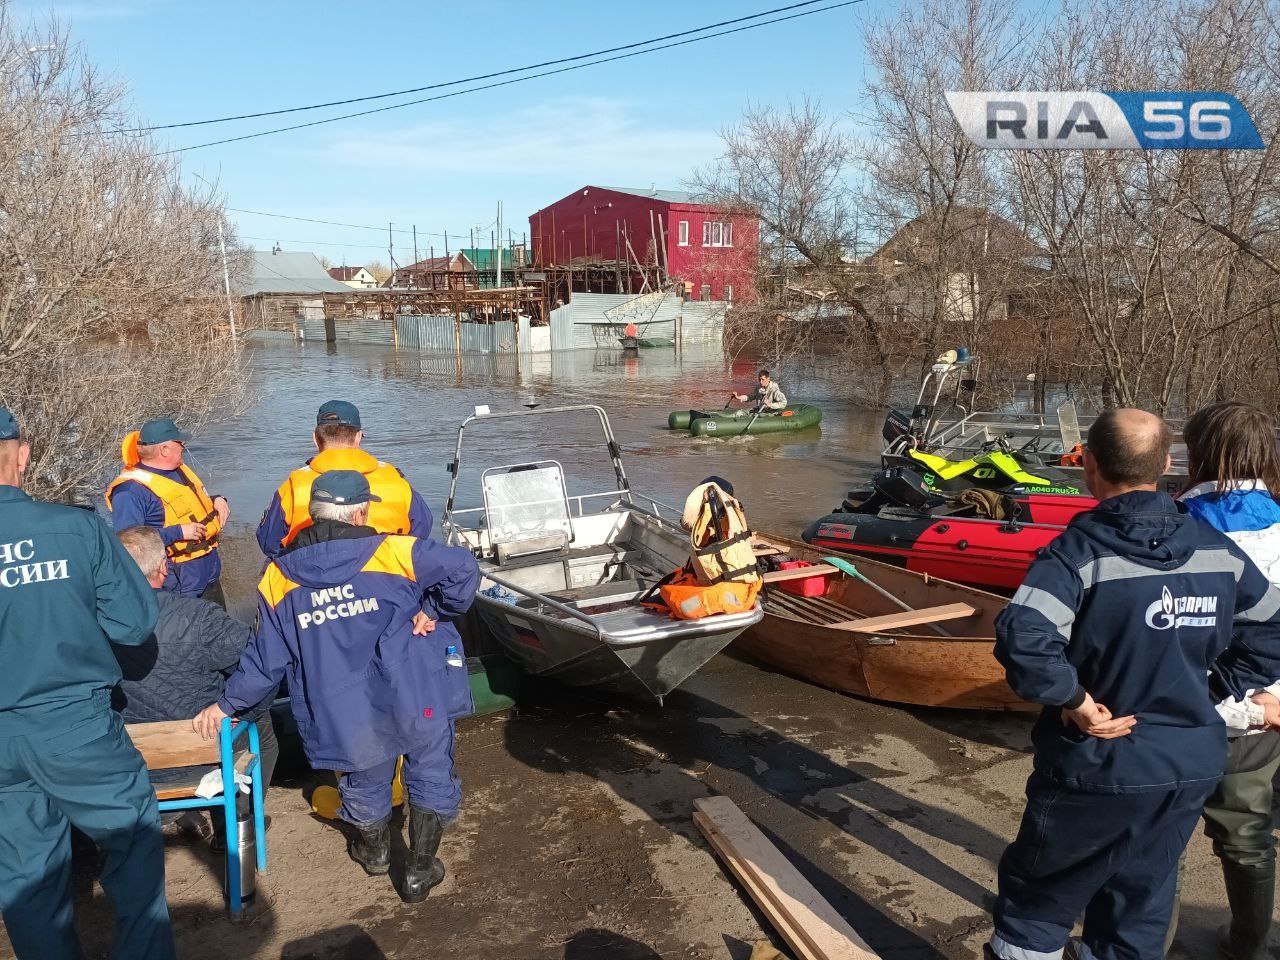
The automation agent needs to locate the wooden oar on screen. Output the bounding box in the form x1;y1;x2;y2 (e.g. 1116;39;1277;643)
822;554;954;637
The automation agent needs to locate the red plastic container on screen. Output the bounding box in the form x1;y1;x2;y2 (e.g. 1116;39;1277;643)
775;560;829;597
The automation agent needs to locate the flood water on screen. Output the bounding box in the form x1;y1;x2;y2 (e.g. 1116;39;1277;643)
190;338;886;542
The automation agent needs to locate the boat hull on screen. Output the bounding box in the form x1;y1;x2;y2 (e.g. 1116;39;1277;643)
802;511;1066;592
475;596;758;700
738;535;1029;710
667;404;823;435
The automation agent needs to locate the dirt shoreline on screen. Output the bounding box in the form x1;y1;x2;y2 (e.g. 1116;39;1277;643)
0;530;1263;959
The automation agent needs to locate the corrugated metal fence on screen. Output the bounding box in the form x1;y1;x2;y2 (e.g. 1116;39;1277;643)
548;293;727;351
300;316;395;345
295;292;726;353
395;314;532;355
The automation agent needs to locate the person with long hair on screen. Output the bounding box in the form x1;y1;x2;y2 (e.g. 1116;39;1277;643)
1178;400;1280;960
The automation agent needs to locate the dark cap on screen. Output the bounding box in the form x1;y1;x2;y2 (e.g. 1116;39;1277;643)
139;418;191;445
0;407;19;441
311;470;381;507
316;400;361;429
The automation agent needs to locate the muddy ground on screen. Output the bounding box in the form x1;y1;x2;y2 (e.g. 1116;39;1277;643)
1;531;1272;959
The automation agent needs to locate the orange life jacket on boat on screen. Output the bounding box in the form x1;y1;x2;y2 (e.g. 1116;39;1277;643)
105;432;221;563
658;569;761;621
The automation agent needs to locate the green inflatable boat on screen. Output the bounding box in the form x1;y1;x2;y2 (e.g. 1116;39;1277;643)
667;404;823;437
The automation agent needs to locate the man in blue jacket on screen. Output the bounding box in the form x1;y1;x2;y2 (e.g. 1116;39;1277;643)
194;469;480;903
987;409;1280;960
0;408;172;959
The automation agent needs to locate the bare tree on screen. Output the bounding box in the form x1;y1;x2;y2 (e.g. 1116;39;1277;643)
0;9;246;502
1010;0;1280;414
366;260;392;284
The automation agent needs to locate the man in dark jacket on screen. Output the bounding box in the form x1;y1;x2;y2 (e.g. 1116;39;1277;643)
987;409;1280;960
0;408;172;960
194;470;480;903
114;526;278;811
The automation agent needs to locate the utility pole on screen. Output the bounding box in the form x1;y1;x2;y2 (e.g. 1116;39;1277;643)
413;225;419;265
387;222;395;288
216;220;236;342
496;200;503;289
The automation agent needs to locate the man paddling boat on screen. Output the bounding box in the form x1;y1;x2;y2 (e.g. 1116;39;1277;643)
735;369;787;412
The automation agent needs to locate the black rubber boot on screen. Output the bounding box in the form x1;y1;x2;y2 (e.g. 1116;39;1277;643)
347;816;391;876
400;806;446;903
1219;861;1274;960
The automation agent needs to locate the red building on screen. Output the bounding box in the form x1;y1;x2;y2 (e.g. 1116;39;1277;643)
528;185;758;303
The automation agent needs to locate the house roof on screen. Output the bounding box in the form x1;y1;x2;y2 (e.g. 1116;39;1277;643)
241;251;354;295
596;185;699;204
327;266;369;281
872;207;1044;264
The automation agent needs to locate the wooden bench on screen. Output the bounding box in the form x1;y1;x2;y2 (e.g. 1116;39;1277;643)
126;719;267;915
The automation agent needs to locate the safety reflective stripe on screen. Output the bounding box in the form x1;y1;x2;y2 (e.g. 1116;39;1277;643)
1077;549;1246;589
1008;585;1076;640
1238;583;1280;623
988;934;1064;960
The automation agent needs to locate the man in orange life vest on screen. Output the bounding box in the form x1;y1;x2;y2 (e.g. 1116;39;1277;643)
256;400;433;559
106;418;228;603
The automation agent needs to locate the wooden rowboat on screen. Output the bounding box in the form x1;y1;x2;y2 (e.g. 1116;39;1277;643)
737;533;1031;711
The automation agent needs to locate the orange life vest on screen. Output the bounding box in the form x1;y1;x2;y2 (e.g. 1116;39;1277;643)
658;569;761;621
105;432;221;563
276;447;413;548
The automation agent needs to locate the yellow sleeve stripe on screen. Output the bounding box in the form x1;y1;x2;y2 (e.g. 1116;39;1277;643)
362;535;417;580
258;563;302;608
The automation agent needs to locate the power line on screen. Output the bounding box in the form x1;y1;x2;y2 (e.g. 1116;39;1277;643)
131;0;835;133
159;1;864;155
240;235;393;251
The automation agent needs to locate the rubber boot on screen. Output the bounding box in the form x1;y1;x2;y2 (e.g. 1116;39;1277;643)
1219;861;1274;960
347;815;391;876
400;806;446;903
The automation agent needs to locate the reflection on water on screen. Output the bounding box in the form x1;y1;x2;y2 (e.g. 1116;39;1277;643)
190;339;886;540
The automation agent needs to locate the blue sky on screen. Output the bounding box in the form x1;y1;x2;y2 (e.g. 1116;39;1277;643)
21;1;870;266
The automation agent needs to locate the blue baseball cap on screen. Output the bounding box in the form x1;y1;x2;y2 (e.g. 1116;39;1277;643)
316;400;361;429
138;418;191;445
311;470;382;506
0;407;19;441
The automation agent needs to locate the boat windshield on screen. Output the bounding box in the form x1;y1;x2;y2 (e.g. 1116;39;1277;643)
482;462;573;551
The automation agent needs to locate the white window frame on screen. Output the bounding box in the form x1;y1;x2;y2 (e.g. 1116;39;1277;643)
700;283;712;302
701;221;733;248
724;284;734;303
678;220;689;246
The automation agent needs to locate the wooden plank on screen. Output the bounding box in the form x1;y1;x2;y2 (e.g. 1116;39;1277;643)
828;603;976;634
695;811;816;960
126;720;220;769
695;797;881;960
761;564;841;584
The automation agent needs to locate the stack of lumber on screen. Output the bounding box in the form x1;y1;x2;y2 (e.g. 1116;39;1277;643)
693;796;881;960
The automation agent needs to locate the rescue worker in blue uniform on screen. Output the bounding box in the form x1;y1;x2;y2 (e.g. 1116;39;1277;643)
105;417;228;602
255;400;433;559
987;409;1280;960
0;407;173;959
195;470;479;903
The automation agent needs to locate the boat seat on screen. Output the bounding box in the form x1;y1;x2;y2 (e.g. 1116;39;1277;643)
545;578;647;608
497;542;641;572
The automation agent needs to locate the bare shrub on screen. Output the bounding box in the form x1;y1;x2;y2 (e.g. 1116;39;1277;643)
0;10;247;502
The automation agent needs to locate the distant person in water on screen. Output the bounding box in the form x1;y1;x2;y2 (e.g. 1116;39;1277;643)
735;369;787;412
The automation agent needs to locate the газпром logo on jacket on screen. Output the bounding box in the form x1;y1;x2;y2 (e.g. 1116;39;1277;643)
1145;585;1218;630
